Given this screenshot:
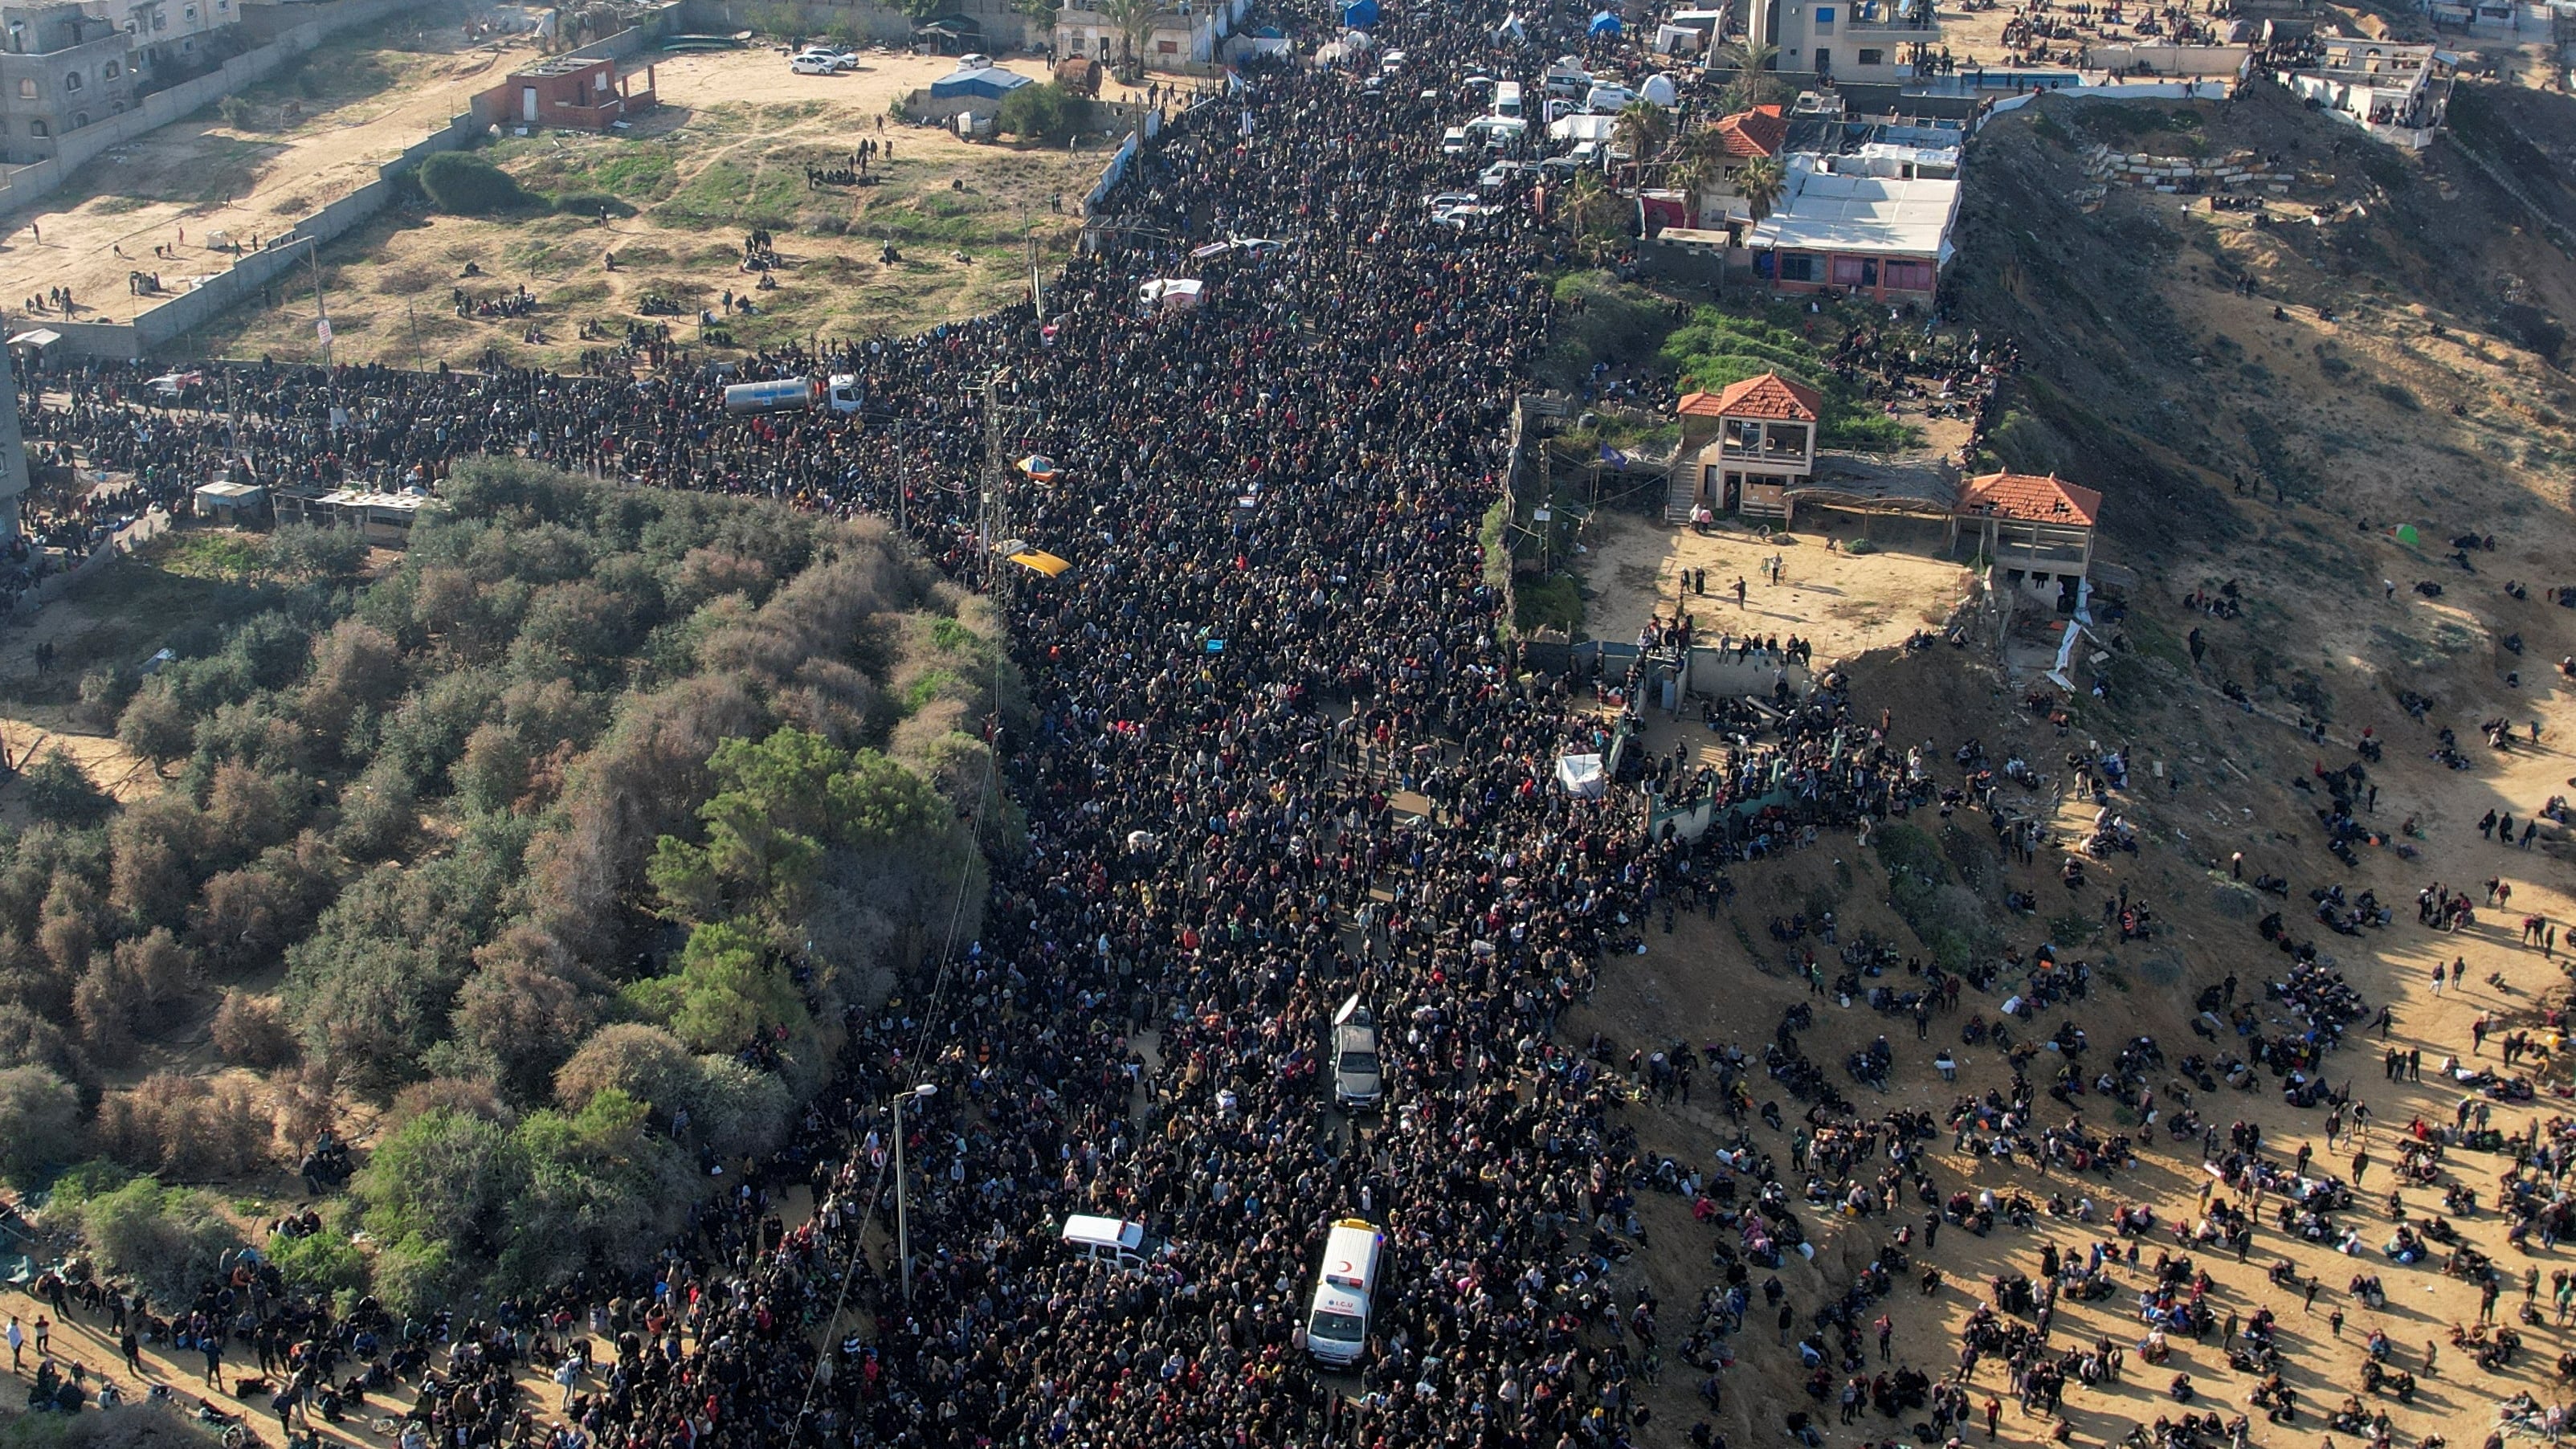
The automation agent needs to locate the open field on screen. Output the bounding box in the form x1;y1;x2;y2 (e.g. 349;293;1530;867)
0;9;543;327
182;50;1133;369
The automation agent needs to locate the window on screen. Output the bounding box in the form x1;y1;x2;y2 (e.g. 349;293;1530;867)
62;70;80;92
15;79;33;99
1856;47;1883;66
1883;259;1934;291
1157;39;1178;52
28;119;44;136
1829;255;1868;286
1815;47;1830;71
103;60;117;78
1777;253;1815;281
1813;5;1835;27
184;3;197;17
71;110;86;128
153;12;165;28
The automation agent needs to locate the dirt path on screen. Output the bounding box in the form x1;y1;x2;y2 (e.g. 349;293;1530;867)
0;20;544;328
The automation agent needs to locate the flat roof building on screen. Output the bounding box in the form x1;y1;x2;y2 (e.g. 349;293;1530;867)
1749;164;1959;302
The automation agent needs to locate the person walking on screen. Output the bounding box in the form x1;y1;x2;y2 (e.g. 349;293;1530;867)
6;1315;21;1372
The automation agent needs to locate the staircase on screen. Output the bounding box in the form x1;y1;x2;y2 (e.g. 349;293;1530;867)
1664;463;1697;524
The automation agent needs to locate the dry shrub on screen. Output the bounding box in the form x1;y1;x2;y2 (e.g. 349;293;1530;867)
383;1076;511;1134
96;1071;271;1178
210;988;299;1067
269;1059;337;1153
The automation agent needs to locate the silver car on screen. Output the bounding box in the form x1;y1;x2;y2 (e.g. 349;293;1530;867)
1333;1005;1382;1109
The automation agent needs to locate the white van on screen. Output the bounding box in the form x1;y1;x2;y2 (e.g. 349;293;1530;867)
1060;1214;1154;1273
1492;80;1525;120
1306;1218;1383;1367
1586;83;1635;114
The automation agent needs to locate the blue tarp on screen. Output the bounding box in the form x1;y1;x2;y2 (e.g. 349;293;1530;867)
1589;9;1624;33
1342;0;1379;29
929;66;1035;100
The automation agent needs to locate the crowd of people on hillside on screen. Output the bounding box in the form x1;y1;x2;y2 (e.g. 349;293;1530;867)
0;4;2566;1449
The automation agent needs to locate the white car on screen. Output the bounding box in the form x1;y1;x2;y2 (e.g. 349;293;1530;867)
1476;161;1517;190
1440;126;1472;155
1423;191;1477;210
957;52;993;69
1380;50;1409;73
790;51;842;75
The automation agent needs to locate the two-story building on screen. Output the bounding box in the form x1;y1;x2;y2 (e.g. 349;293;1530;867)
1055;0;1246;67
85;0;241;87
0;3;137;163
1675;369;1822;520
1948;470;2100;600
1741;0;1938;84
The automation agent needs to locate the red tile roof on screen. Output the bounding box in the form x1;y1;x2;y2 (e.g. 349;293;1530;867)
1677;370;1823;422
1957;471;2102;527
1713;105;1788;160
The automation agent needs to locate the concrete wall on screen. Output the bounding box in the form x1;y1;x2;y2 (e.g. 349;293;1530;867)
674;0;1044;51
49;100;480;357
0;0;410;215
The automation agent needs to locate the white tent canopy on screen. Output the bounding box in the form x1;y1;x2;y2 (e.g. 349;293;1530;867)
1137;278;1206;310
1554;753;1606;798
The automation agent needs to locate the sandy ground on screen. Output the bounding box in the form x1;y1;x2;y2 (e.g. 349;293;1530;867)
0;16;545;328
1581;508;1978;667
185;47;1133;369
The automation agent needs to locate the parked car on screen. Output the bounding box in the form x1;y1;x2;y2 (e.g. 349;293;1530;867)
790;52;840;75
1441;126;1472;155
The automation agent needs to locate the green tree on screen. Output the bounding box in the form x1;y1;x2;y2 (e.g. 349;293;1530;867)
1612;99;1671;168
19;749;114;828
116;680;194;769
1736;153;1787;227
998;81;1083;144
646;728;949;931
1101;0;1158;73
624;919;810;1055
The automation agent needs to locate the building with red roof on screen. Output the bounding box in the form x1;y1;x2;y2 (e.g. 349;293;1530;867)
1949;470;2102;599
1671;370;1823;520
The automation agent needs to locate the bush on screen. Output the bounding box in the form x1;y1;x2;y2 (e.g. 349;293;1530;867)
51;1173;242;1301
210;989;299;1067
20;750;114;828
93;1072;271;1178
265;1225;371;1303
116;682;194;768
75;666;141;731
553;190;635;219
0;1063;81;1186
418;151;534;216
218;95;260;131
997;81;1083;143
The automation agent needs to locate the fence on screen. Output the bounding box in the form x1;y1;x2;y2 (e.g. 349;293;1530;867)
673;0;1044;48
0;0;414;218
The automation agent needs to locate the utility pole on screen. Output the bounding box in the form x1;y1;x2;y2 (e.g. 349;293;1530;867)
304;236;333;369
977;369;1006;598
406;298;424;371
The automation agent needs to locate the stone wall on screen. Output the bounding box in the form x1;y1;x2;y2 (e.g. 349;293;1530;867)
2084;143;2295;194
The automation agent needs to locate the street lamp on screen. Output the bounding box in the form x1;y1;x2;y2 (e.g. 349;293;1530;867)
891;1083;937;1303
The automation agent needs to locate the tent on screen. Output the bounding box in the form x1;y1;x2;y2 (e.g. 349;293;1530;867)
2392;523;2421;547
1588;10;1624;36
1554;753;1606;798
928;66;1034;101
1007;549;1072;577
1654;23;1704;52
1017;454;1060;480
1639;72;1679;105
1341;0;1378;29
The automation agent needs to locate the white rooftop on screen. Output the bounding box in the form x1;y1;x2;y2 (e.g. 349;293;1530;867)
1749;170;1962;261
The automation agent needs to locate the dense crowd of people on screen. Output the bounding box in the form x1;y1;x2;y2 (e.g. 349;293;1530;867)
4;3;2570;1449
